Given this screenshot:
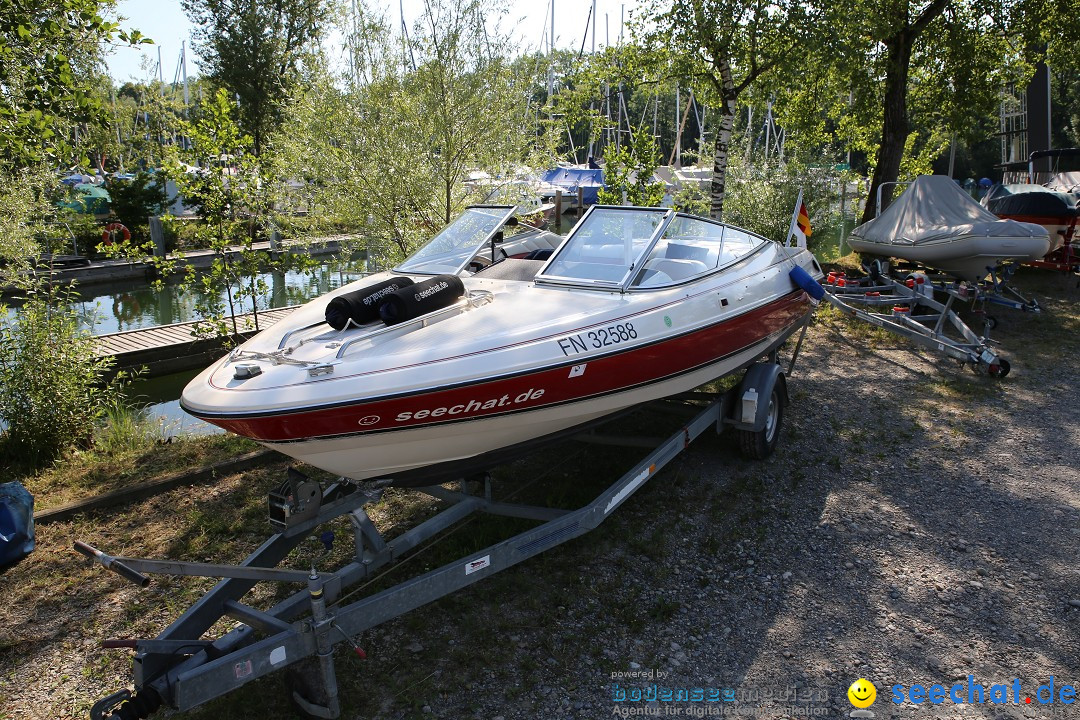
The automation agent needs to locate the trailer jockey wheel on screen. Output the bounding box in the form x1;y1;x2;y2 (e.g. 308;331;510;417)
984;315;998;330
987;358;1010;379
738;385;785;460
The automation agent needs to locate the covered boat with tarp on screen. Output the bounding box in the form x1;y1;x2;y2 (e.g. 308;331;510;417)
1046;171;1080;196
982;183;1078;253
847;175;1050;282
540;166;604;206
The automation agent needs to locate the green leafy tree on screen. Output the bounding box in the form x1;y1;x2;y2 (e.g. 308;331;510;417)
786;0;1080;223
553;44;669;163
273;0;542;265
182;0;332;156
165;88;312;340
106;171;169;234
407;0;538;223
639;0;815;220
0;0;149;170
597;126;666;207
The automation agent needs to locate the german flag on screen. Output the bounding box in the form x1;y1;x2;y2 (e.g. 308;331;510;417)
789;191;811;248
797;202;812;238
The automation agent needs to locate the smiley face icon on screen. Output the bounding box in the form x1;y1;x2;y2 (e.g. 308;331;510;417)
847;678;877;708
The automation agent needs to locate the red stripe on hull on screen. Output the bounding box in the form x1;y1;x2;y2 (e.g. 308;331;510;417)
203;292;809;442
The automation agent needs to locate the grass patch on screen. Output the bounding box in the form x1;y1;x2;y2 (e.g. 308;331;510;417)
18;431;258;511
0;337;880;718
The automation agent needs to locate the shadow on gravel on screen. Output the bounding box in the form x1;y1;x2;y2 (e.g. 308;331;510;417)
4;271;1078;720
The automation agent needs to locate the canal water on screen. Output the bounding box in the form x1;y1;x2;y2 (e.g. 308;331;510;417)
85;261;370;435
71;262;370;335
126;367;220;436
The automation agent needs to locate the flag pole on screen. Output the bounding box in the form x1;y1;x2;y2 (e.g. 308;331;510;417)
787;188;804;247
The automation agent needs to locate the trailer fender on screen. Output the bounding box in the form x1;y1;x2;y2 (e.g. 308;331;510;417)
729;362;787;433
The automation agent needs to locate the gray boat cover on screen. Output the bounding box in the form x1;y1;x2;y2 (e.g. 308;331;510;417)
851;175;1047;247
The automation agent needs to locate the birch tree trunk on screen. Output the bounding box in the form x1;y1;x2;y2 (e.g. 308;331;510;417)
709;58;738;221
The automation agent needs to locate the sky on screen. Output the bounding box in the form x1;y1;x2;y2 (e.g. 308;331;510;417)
106;0;643;84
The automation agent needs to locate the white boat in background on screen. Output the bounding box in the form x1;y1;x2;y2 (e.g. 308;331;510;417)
181;205;822;486
848;175;1051;282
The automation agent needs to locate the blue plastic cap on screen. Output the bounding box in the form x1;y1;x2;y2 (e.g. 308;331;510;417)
789;265;825;301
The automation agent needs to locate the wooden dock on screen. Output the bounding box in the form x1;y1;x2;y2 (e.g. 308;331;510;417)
94;305;298;377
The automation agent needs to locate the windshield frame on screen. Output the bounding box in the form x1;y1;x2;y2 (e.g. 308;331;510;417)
393;205;517;276
534;205;675;290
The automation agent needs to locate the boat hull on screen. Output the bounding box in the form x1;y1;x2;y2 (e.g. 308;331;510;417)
989;214;1073;253
206;294;806;484
847;233;1051;282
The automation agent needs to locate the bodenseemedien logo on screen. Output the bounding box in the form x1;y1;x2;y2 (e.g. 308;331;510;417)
847;679;877;718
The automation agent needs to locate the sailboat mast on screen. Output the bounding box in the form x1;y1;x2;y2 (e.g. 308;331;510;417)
182;41;190;115
586;0;597;162
547;0;555;125
675;84;681;167
605;13;612;149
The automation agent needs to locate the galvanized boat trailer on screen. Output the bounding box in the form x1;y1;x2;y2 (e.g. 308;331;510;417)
819;262;1012;377
77;359;790;720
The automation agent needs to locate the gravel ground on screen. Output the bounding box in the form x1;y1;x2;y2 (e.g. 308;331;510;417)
2;269;1078;720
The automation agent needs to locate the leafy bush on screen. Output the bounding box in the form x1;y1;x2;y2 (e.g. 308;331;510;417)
53;210;105;257
722;152;847;252
0;281;120;465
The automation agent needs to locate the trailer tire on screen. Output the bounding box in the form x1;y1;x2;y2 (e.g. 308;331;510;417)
988;357;1010;378
737;384;785;460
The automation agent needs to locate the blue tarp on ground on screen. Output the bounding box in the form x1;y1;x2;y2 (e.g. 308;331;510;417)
541;167;604;204
0;481;34;568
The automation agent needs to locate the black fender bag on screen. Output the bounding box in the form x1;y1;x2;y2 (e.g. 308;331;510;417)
379;274;466;325
325;277;415;330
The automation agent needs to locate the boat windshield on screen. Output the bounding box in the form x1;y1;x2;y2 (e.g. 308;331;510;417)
536;207;671;287
629;215;765;288
395;206;516;275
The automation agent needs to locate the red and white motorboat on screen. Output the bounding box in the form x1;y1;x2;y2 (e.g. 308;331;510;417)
181;205;822;486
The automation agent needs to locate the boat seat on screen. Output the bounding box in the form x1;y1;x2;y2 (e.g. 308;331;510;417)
664;241;713;263
500;230;562;257
641;257;709;282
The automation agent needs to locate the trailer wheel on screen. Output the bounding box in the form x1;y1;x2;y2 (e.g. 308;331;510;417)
988;357;1010;378
984;315;998;330
737;385;785;460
